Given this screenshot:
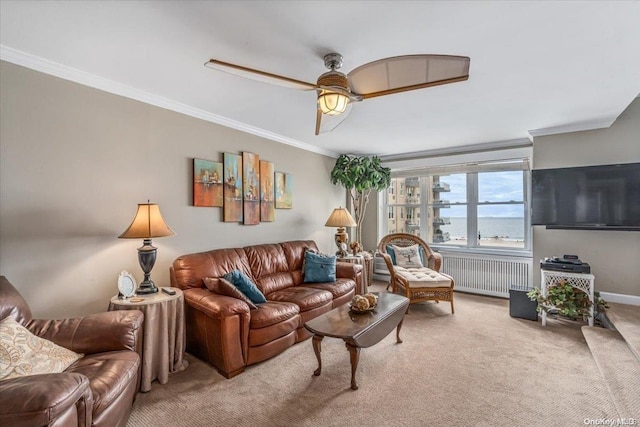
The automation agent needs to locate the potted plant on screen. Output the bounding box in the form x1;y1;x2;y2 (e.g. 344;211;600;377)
330;154;391;247
527;279;608;321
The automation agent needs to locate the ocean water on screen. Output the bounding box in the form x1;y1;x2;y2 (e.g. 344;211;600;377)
442;217;525;241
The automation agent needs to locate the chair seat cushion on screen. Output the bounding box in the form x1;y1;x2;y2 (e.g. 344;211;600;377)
395;267;452;288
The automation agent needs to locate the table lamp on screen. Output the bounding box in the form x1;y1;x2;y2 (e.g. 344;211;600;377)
325;207;356;257
119;202;175;294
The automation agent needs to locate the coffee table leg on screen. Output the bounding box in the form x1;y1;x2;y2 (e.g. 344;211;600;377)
312;335;323;376
345;342;360;390
396;318;404;344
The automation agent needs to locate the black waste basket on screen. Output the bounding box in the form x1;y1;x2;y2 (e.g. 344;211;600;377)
509;285;538;320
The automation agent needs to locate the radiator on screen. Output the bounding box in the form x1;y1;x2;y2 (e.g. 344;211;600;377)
374;253;532;298
441;253;532;298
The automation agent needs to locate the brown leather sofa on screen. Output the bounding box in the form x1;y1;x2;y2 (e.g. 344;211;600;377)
0;276;143;427
170;240;361;378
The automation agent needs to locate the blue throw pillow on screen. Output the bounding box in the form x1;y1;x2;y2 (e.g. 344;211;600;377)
303;251;336;283
223;270;267;304
387;244;425;266
386;245;397;264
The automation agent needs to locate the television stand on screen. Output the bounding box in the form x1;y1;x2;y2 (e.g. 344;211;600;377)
540;270;595;327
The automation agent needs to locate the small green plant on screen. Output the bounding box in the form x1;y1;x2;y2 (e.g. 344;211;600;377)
527;279;608;321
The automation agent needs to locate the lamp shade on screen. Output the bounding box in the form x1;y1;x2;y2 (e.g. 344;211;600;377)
324;207;356;228
119;203;175;239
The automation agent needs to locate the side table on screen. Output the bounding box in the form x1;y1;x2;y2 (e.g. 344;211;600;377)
108;287;188;392
337;254;369;294
541;270;595;327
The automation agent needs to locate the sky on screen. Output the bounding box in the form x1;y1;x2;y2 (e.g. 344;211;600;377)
441;171;524;217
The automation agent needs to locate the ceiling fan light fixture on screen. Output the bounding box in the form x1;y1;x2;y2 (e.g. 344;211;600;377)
317;68;350;116
318;91;349;115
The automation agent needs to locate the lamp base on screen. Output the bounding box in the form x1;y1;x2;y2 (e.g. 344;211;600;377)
334;227;349;258
136;280;158;295
136;239;159;295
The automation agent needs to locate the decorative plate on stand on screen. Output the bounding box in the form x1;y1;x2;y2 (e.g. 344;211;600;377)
117;271;136;298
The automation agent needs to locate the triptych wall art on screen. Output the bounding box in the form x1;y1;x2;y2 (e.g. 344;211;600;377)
193;152;292;224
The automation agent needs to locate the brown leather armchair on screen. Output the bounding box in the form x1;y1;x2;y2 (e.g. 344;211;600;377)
0;276;143;427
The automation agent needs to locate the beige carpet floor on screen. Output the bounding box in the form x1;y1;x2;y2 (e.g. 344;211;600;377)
128;283;619;427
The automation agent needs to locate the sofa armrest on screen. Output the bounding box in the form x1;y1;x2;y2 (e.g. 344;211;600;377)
182;288;250;378
336;261;362;281
0;373;92;427
183;288;251;319
28;310;143;355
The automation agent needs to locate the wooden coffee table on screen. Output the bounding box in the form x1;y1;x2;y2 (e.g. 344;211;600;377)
304;292;409;390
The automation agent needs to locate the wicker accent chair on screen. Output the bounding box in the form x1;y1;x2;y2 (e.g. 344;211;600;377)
377;233;455;313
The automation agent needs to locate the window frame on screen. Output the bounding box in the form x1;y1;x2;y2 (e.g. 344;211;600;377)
381;160;532;257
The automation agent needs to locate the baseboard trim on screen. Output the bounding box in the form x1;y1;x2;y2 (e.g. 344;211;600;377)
599;292;640;306
374;272;640;306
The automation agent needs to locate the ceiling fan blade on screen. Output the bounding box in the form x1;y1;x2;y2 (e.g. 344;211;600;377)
205;59;318;91
315;104;353;135
348;55;470;99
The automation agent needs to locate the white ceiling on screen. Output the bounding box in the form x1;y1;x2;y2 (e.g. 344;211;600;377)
1;1;639;158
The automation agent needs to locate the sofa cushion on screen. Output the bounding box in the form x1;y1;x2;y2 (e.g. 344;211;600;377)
248;300;300;348
244;243;289;279
223;270;267;304
249;301;300;329
172;248;252;290
303;251;337;283
280;240;318;273
245;244;298;295
203;277;257;309
0;316;83;380
301;278;355;300
267;287;333;312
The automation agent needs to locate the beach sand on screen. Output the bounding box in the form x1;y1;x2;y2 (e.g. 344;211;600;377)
447;237;525;249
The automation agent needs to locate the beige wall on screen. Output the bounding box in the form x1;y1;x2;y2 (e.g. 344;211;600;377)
0;61;344;318
532;97;640;296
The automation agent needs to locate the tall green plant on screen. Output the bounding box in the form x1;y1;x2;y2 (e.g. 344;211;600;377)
330;154;391;245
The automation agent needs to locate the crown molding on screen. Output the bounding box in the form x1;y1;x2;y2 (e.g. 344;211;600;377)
528;117;617;138
0;45;338;158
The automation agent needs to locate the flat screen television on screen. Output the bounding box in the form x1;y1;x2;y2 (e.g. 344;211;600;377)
531;162;640;231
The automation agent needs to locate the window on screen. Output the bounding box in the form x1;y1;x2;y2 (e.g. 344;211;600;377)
383;161;530;251
477;171;526;248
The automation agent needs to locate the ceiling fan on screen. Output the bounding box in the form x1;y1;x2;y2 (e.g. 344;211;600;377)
205;53;470;135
